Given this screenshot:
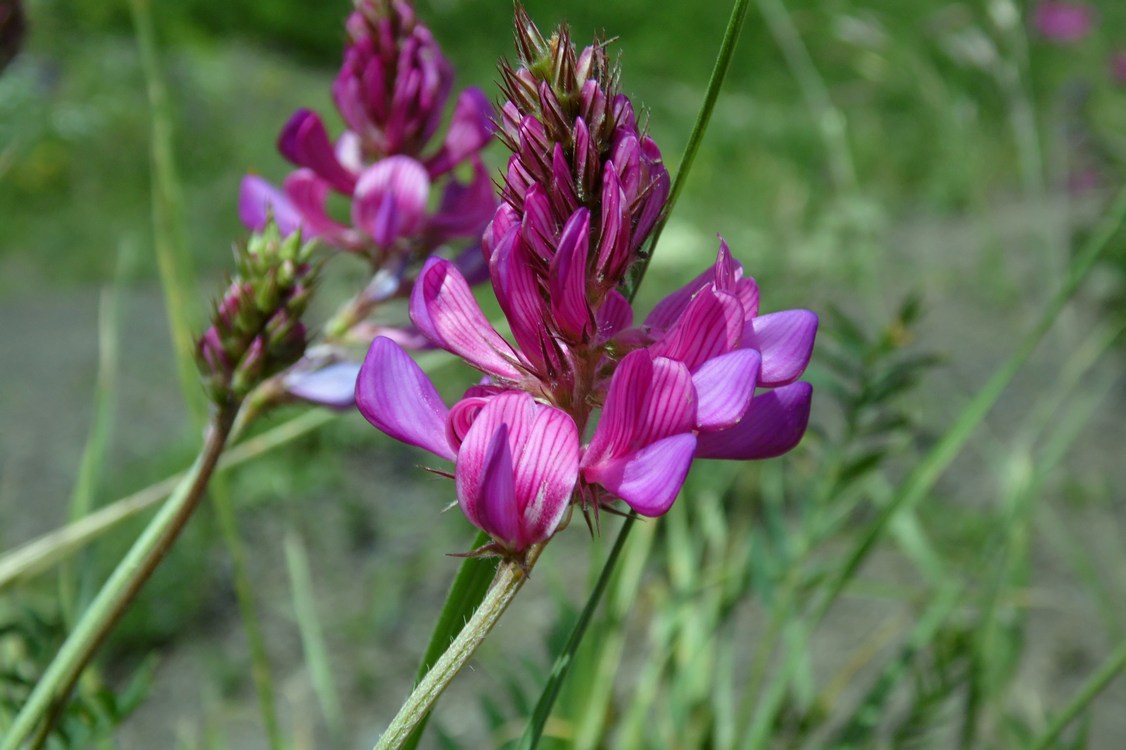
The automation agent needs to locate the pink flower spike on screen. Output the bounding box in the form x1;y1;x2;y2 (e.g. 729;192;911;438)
277;109;358;194
353;156;431;247
410;257;525;381
582;350;698;515
692;348;760;431
355;337;455;461
239;176;303;235
742;309;818;386
456;392;579;551
695;381;813;460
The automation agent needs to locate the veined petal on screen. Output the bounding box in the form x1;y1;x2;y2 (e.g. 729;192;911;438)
649;288;743;370
456;392;577;550
596;289;634;343
410;258;523;381
489;227;551;372
277;109;357;193
239;176;303;235
521;185;557;262
511;405;580;548
584;350;696;468
595;162;630;284
355;337;454;460
582;433;696;517
692;348;761;430
742;309;818;386
694;382;813;460
353;156;430;247
482;203;520;263
549;208;594;342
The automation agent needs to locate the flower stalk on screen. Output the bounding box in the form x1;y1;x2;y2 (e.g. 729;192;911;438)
0;407;238;750
373;546;544;750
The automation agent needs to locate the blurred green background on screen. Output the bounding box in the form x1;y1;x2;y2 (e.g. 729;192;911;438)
3;0;1126;747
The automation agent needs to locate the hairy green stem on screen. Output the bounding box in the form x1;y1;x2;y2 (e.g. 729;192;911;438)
373;553;538;750
1;409;237;750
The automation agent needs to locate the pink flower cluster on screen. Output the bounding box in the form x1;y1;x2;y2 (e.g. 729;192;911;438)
355;12;817;558
240;0;495;264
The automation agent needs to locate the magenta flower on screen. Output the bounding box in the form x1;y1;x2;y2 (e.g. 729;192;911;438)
1033;2;1095;44
354;9;817;558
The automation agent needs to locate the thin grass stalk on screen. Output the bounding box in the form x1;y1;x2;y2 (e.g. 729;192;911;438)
127;0;205;423
212;474;284;750
1028;638;1126;750
628;0;751;294
285;530;344;737
812;183;1126;627
59;279;120;627
0;407;238;750
0;408;337;591
514;515;639;750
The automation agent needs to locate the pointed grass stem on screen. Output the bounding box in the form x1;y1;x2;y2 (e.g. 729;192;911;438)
1029;638;1126;750
373;547;543;750
0;407;238;750
628;0;750;296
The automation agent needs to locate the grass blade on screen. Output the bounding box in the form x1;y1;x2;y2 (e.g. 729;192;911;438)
285;530;343;737
813;184;1126;624
1029;639;1126;750
127;0;205;424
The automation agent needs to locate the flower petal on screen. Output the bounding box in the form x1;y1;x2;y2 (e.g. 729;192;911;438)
285;362;361;409
742;309;818;386
596;289;634;343
692;348;760;431
410;258;524;381
694;382;813;460
353;156;431;247
549;208;594;342
426;157;496;244
277;109;357;193
584;350;696;469
425;87;494;176
583;433;696;517
649;288;744;371
355;337;455;460
239;176;302;235
455;392;577;550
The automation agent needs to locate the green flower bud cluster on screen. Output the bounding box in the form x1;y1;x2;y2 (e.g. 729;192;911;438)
197;221;319;408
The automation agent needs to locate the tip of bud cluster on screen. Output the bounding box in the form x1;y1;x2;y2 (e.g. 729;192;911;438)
197;220;320;409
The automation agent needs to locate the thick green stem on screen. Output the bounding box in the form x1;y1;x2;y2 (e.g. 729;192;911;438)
1;409;237;750
373;553;538;750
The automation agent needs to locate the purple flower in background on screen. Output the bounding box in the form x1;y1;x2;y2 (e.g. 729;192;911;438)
1111;51;1126;86
240;0;496;261
1033;2;1095;44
